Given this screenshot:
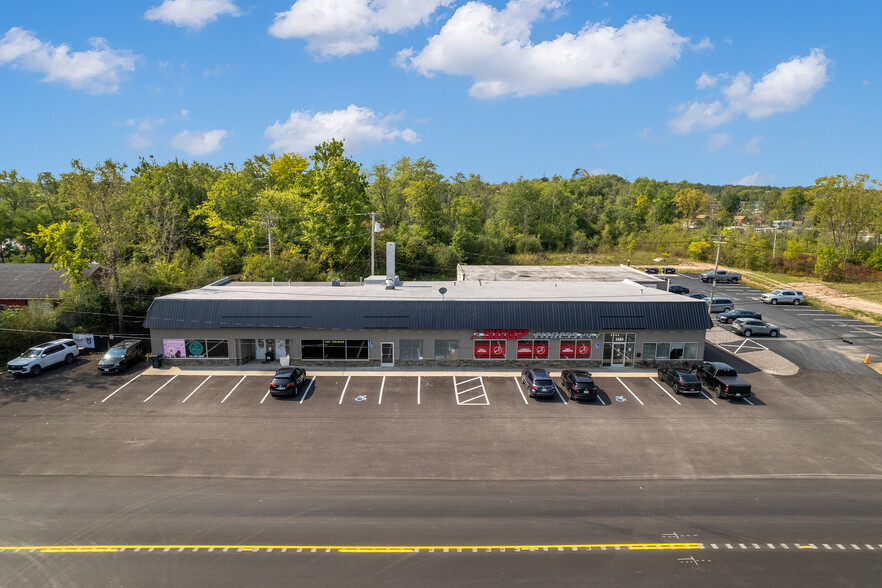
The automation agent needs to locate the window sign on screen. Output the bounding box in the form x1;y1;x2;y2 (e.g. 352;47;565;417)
560;340;592;359
517;340;549;359
475;340;506;359
163;339;185;358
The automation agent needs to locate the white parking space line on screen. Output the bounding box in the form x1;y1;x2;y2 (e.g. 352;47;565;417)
650;378;681;405
378;376;385;405
338;376;351;405
221;375;246;403
417;376;421;405
700;390;718;405
743;397;755;406
182;375;211;403
791;309;827;313
143;375;178;402
512;377;529;404
616;377;644;405
555;386;568;404
299;377;315;404
260;389;271;404
101;374;142;402
814;318;864;322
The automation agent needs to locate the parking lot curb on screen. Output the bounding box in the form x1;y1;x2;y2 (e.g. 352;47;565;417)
141;365;660;378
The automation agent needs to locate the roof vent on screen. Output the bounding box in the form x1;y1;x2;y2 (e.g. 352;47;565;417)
331;278;341;287
386;242;396;290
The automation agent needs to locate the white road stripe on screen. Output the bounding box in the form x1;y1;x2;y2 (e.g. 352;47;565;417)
650;377;681;405
417;376;421;405
616;377;644;405
822;544;831;550
513;378;529;405
260;390;271;404
182;375;211;403
143;375;178;402
836;544;845;550
221;375;246;403
555;385;568;404
300;377;314;404
700;390;719;406
378;376;385;405
338;375;351;405
743;397;755;406
101;373;142;402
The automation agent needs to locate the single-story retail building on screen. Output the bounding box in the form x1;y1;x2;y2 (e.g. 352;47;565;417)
144;274;713;368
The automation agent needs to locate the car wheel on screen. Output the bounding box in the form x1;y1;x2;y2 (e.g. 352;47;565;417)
743;329;752;337
725;318;732;324
793;299;800;305
770;330;779;337
64;353;74;364
723;307;731;313
770;299;778;305
715;385;723;398
674;385;680;395
31;365;41;376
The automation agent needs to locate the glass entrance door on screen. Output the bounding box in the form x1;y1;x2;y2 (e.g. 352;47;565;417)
611;343;626;366
381;342;394;366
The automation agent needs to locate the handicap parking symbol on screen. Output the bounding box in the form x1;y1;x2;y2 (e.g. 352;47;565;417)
615;395;627;403
355;395;367;402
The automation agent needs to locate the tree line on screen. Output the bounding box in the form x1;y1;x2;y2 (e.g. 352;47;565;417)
1;139;880;334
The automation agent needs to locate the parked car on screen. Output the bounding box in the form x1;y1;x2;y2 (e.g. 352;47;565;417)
6;339;79;376
560;370;598;401
733;318;780;337
668;284;690;295
707;297;734;313
716;309;763;324
760;289;804;305
269;366;307;397
656;366;702;394
522;368;556;398
699;269;742;283
98;339;146;374
662;267;676;274
644;267;659;274
687;293;709;300
692;361;752;399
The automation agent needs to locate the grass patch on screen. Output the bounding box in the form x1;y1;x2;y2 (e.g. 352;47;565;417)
822;281;882;305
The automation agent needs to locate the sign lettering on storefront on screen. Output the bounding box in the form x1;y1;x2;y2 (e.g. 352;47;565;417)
471;329;529;340
532;332;600;339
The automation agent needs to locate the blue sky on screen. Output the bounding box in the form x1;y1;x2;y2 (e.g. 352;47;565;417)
1;0;879;187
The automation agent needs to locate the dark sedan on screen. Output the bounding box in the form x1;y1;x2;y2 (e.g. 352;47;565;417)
657;366;703;394
717;309;762;324
560;369;599;401
269;366;307;397
668;284;690;295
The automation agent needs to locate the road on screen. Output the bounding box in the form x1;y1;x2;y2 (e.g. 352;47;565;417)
2;477;881;587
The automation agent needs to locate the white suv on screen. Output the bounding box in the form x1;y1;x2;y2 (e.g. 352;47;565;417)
760;289;804;305
7;339;80;376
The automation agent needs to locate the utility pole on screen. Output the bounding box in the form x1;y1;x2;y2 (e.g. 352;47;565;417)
709;236;723;316
370;211;376;276
772;228;778;259
266;215;273;258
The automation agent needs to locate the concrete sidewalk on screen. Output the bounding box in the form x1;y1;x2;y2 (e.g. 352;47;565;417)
143;361;659;379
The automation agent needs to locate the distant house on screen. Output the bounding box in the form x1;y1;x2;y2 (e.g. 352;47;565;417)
0;263;99;311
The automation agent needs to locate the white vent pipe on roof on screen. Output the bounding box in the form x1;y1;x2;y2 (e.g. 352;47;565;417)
386;242;396;290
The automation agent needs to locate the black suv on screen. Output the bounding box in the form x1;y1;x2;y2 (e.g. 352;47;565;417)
522;368;556;398
560;369;598;401
270;367;307;397
656;366;702;394
98;339;146;374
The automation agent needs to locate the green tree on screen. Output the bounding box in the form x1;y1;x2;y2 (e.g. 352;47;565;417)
674;188;710;224
810;174;881;255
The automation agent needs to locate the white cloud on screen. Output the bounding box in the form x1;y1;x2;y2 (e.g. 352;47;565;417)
0;27;136;94
706;132;730;151
269;0;454;58
736;171;775;186
744;135;763;154
171;129;229;155
144;0;241;31
264;104;420;153
692;37;713;51
670;48;829;134
695;72;718;89
399;2;688;98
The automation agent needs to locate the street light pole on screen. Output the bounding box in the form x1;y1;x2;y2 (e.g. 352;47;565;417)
709;236;723;316
370;212;376;276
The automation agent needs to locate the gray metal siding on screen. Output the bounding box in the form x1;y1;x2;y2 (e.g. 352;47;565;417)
145;299;714;331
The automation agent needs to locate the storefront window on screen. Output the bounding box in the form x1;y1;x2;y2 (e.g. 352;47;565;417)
655;343;670;360
300;339;369;360
642;342;656;360
474;340;506;359
669;343;684;360
182;339;228;358
400;339;423;361
517;340;549;359
684;342;698;360
434;340;459;360
560;340;592;359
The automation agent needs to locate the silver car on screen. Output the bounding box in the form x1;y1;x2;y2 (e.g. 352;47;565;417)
760;289;804;305
732;318;780;337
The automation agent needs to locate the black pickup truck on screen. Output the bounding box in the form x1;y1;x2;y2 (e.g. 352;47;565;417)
693;361;752;399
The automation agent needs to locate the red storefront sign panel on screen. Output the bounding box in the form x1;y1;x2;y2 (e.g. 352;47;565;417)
560;342;575;358
472;329;528;340
474;341;490;357
490;341;506;357
534;342;548;358
577;343;591;358
517;341;534;358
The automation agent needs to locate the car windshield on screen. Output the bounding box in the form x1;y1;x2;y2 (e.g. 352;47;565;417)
22;348;42;358
104;348;126;358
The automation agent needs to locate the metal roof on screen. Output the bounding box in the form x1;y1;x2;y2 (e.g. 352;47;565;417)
145;298;713;331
